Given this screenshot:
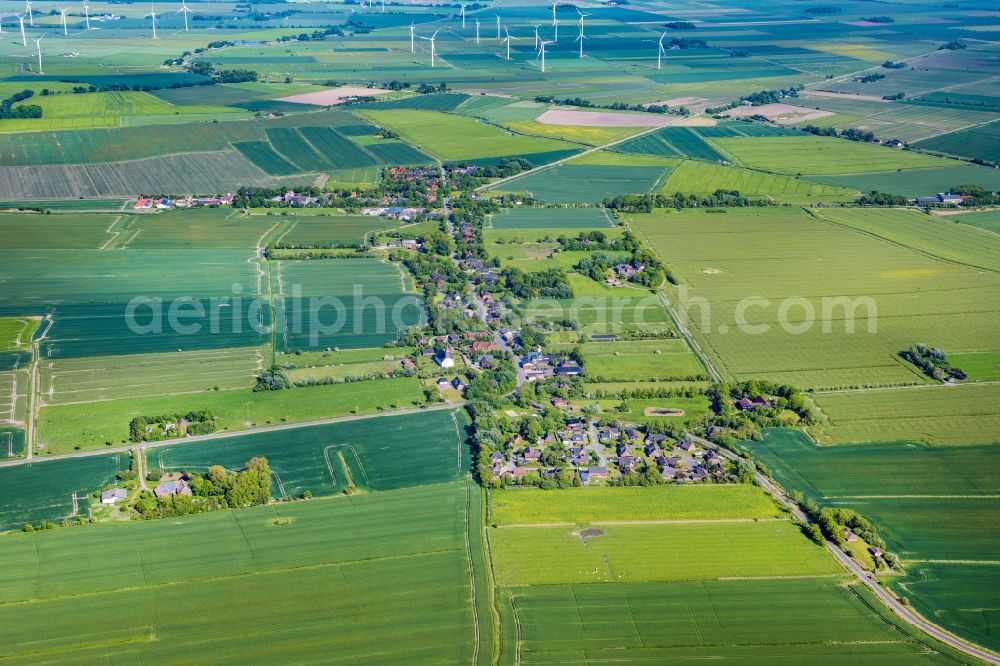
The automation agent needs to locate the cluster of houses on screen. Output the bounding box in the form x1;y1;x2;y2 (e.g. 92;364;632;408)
383;238;421;250
417;331;501;371
520;350;583;381
605;261;646;287
362;206;423;221
599;427;727;482
462;255;501;288
133;194;234;210
272;191;318;206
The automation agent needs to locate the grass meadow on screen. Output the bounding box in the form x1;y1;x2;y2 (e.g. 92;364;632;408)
661;160;857;203
493;164;670;204
489;485;783;525
711;136;954;175
489;520;839;586
809;383;1000;445
570;339;706;380
629;207;1000;389
488;207;614;229
35;377;427;454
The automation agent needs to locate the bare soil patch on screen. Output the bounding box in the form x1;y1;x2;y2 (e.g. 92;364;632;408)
800;90;888;103
674;116;717;127
276;86;391;106
644;407;685;417
536;109;677;127
722;103;834;124
702;267;721;274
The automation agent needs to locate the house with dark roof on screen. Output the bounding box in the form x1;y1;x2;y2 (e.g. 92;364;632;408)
153;478;192;498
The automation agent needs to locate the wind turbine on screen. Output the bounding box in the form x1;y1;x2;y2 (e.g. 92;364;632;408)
657;31;666;70
18;14;26;45
83;1;90;29
495;14;500;39
537;38;551;73
408;21;415;53
501;25;517;60
418;28;439;67
144;4;158;39
25;0;32;26
475;17;480;44
575;12;587;58
550;0;558;40
57;7;67;35
380;0;385;13
34;34;43;74
176;0;192;31
459;2;465;28
531;23;540;50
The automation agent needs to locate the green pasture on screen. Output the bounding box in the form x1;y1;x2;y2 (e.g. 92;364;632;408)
809;384;1000;446
272;213;400;246
0;483;481;662
489;207;614;229
629;207;1000;389
357;109;579;163
576;396;712;425
661;160;857;203
503;578;964;663
523;296;673;335
570;339;706;381
490;485;783;525
951;210;1000;235
815;207;1000;272
948;351;1000;381
812;164;1000;198
0;318;37;352
154;408;467;498
712;136;954;175
35;377;426;455
489;520;839;586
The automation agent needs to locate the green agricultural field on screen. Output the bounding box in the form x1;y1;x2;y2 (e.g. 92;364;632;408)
815;208;1000;272
489;207;614;229
0;453;127;531
357;109;579;163
812;164;1000;198
629;207;1000;389
503;578;965;663
571;339;706;380
809;384;1000;446
494;164;670;204
915;119;1000;163
272;259;424;350
490;485;783;525
948;351;1000;381
524;296;673;335
489;520;839;586
661;160;857;203
745;428;1000;655
615;126;728;162
270;213;400;246
501;119;642;146
577;396;712;425
35;377;427;455
38;347;265;406
234;140;300;175
0;213;120;249
0;427;25;459
121;209;276;250
10;90;239;127
744;429;1000;500
0;483;483;662
711;136;954;175
948;210;1000;235
0;318;37;352
0;152;301;199
154;408;467;498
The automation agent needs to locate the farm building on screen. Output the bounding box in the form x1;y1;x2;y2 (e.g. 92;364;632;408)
100;488;127;505
154;479;193;498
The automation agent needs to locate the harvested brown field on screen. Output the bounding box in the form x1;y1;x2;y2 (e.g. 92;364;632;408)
722;103;834;124
276;86;391;106
536;110;677;127
800;90;889;103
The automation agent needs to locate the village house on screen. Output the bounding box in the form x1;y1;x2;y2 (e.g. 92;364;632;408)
153;478;193;498
100;488;127;505
619;455;637;472
677;440;697;452
451;377;466;391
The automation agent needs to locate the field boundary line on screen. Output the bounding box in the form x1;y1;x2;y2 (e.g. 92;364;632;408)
462;481;481;665
904;559;1000;565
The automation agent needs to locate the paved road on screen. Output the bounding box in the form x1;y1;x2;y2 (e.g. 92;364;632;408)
701;435;1000;664
0;404;462;469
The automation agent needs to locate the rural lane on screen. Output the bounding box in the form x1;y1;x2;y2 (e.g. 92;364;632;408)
0;403;463;469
